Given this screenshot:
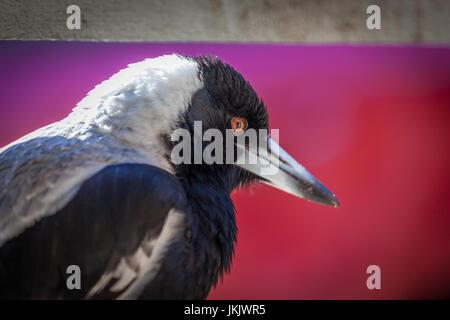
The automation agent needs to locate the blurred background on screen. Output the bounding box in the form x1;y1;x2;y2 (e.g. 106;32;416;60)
1;41;449;299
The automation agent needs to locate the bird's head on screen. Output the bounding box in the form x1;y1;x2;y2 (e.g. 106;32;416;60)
75;54;338;207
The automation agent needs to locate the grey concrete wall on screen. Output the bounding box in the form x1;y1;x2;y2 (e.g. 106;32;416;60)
0;0;449;43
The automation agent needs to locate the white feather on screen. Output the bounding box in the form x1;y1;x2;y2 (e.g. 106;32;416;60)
86;208;185;299
118;209;185;300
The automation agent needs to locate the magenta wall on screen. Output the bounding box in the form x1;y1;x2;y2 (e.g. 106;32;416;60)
1;41;449;299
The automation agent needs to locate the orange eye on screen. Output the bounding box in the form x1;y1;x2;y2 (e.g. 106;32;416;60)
231;117;248;135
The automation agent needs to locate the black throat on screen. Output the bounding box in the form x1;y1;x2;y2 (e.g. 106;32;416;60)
178;168;237;292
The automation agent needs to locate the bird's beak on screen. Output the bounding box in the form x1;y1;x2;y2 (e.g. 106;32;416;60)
235;137;339;207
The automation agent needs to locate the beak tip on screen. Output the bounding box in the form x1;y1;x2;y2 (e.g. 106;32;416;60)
326;190;340;208
330;194;341;208
319;187;340;208
331;197;340;208
321;193;339;208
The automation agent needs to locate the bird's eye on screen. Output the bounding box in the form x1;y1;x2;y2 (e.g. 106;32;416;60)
231;117;248;135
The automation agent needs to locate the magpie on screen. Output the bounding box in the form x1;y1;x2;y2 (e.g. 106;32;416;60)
0;55;338;299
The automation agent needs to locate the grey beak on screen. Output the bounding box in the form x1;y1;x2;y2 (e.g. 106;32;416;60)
235;137;339;207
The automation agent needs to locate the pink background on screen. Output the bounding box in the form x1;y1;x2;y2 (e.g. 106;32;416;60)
1;41;449;299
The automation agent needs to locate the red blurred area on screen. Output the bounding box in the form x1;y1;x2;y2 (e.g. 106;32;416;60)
0;42;449;299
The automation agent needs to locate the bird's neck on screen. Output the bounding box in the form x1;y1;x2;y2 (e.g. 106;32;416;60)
181;177;237;287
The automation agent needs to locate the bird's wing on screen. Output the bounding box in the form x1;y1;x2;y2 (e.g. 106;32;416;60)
0;134;152;246
0;163;188;299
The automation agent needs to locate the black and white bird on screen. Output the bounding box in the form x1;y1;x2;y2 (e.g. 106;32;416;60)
0;55;338;299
